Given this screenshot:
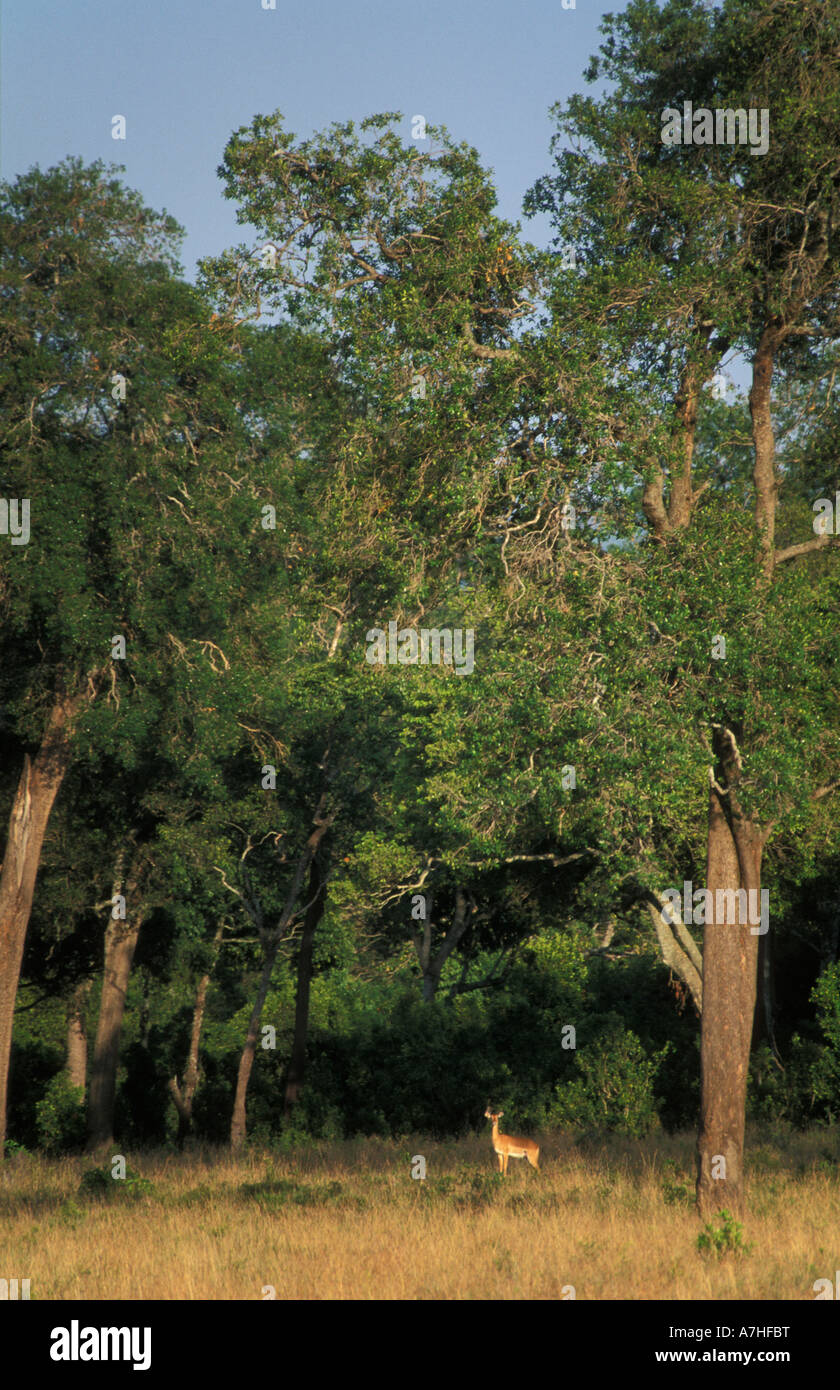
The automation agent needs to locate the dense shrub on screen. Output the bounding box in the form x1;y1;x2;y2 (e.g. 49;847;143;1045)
14;928;840;1149
807;964;840;1123
549;1016;667;1137
35;1071;86;1154
8;1039;64;1149
747;965;840;1126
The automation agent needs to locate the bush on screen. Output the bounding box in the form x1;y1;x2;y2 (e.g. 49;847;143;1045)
810;964;840;1121
696;1210;750;1258
34;1072;86;1155
661;1159;693;1206
7;1040;63;1148
549;1016;667;1137
78;1163;154;1198
746;963;840;1127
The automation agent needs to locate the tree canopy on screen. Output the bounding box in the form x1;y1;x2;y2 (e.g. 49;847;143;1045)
2;0;840;1210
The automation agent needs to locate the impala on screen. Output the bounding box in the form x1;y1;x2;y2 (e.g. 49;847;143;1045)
484;1106;540;1176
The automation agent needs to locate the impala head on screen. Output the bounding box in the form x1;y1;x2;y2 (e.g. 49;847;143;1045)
485;1106;503;1121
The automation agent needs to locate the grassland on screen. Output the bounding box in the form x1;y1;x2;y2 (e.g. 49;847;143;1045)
2;1125;838;1300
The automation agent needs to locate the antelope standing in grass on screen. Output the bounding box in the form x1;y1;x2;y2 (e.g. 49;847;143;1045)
484;1106;540;1176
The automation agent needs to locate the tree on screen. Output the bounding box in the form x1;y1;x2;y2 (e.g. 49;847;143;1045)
521;0;840;1212
0;157;249;1155
200;109;547;1124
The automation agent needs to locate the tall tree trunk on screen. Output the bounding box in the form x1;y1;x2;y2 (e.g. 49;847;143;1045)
422;965;441;1003
230;939;282;1153
0;694;81;1159
284;858;327;1115
66;979;91;1093
168;927;222;1146
667;365;701;529
696;730;762;1217
86;860;141;1153
696;313;789;1205
230;797;333;1152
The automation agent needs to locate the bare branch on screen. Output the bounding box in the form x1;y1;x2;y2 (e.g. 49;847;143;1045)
814;780;840;801
645;893;703;1014
774;535;840;565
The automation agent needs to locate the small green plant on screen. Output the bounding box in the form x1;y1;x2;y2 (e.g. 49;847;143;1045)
663;1176;692;1206
79;1166;111;1196
416;1174;457;1202
662;1160;692;1206
3;1138;30;1158
57;1198;85;1228
696;1209;750;1258
78;1165;154;1199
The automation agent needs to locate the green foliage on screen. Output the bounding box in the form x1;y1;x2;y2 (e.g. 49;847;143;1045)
696;1210;750;1259
549;1018;667;1138
238;1179;349;1210
57;1199;85;1228
217;933;678;1141
34;1073;86;1155
808;965;840;1120
747;1044;792;1124
661;1160;693;1208
4;0;840;1169
78;1164;154;1198
751;966;840;1128
3;1138;30;1159
7;1036;64;1149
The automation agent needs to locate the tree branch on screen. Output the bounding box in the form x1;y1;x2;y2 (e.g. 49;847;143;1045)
645;892;703;1014
461;319;515;360
774;535;840;565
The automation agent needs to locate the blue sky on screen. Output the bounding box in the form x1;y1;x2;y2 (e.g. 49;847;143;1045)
2;0;615;279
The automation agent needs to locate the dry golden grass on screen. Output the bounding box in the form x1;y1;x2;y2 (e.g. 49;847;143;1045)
1;1125;838;1299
